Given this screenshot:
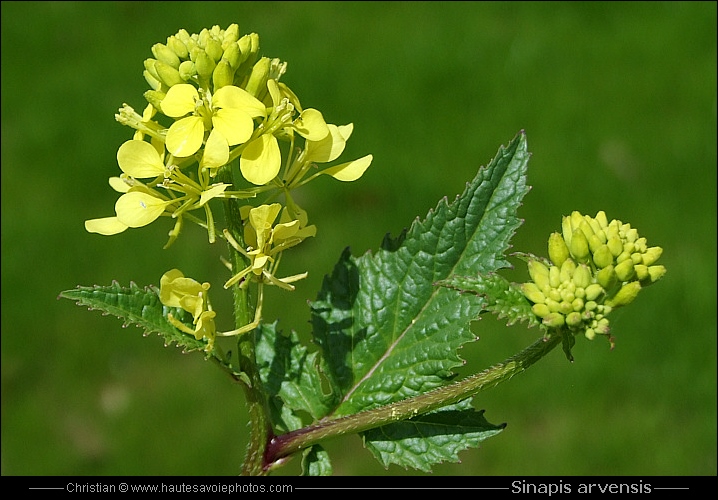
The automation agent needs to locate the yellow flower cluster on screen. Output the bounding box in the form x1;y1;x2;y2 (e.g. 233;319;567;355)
86;23;372;249
83;23;375;347
522;211;666;346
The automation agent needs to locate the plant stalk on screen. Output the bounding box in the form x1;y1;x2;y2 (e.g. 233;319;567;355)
263;333;562;470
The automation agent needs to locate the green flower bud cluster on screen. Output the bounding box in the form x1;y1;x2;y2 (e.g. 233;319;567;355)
522;211;666;346
142;24;266;98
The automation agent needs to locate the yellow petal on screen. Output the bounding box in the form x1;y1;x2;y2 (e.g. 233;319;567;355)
84;216;128;235
166;116;204;157
115;192;168;228
304;124;347;163
108;177;131;193
117;140;165;178
240;135;281;185
200;129;229;171
294;108;330;141
271;220;300;242
212;108;254;146
213;85;266;118
199;183;229;206
321;154;373;182
161;84;198;117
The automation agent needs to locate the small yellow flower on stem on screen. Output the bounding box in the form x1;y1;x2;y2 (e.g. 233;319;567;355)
219;203;314;337
159;269;216;351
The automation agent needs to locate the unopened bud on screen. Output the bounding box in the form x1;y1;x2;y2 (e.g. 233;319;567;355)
245;57;271;99
521;283;546;304
642;246;663;266
634;264;649;281
605;281;641;308
595;210;608;228
570;229;590;263
194;50;217;79
155;60;184;87
592;244;614;269
596;265;617;290
167;35;189;60
549;265;561;288
559;258;576;283
584;284;604;302
205;37;223;62
566;311;583;328
152;43;181;69
143;70;161;91
607;235;623;257
646;265;666;284
548;232;570;267
614;259;635;282
571;264;591;289
542;312;566;328
532;303;551;318
222;41;241;69
178;60;196;81
222;23;240;46
143;90;166;111
528;260;550;286
212;60;235;90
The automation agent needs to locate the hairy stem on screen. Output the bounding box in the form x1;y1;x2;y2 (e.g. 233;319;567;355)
264;333;562;469
217;165;272;476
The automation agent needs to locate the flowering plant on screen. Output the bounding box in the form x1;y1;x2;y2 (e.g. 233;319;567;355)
61;23;665;476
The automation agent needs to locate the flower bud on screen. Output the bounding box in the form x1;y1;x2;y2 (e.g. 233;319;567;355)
212;60;235;90
143;90;166;111
572;264;591;289
222;23;240;46
586;216;603;239
154;60;184;87
548;232;570;267
245;57;271;99
194;50;217;79
562;215;574;248
642;246;663;266
528;260;550;286
549;265;561;288
566;311;583;328
595;210;608;228
559;258;576;283
634;264;649;281
569;229;590;263
607;235;623;257
521;283;546;304
222;41;241;69
605;281;641;308
178;60;196;81
143;70;162;91
588;234;604;253
614;259;635;282
646;265;666;284
584;283;604;302
596;265;617;290
542;312;566;328
167;35;189;60
152;43;181;69
592;244;613;269
532;303;551;318
205;37;224;62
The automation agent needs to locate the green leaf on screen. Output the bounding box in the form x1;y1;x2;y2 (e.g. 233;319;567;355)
311;132;530;418
59;281;208;352
301;445;333;476
255;322;337;433
438;273;541;328
362;399;506;472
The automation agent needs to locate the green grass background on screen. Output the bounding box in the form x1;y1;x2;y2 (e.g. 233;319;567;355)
2;1;715;476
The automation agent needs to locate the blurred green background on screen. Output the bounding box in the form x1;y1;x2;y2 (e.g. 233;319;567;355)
2;1;715;476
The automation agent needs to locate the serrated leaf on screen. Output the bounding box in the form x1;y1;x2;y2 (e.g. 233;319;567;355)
438;273;541;328
300;445;333;476
362;399;506;471
256;322;337;433
311;132;530;418
59;282;208;352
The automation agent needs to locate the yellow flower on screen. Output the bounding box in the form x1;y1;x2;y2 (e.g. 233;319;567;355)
224;203;314;289
159;269;216;350
161;84;266;171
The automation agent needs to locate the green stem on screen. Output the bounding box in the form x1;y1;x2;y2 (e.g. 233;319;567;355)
217;164;272;476
263;333;562;470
